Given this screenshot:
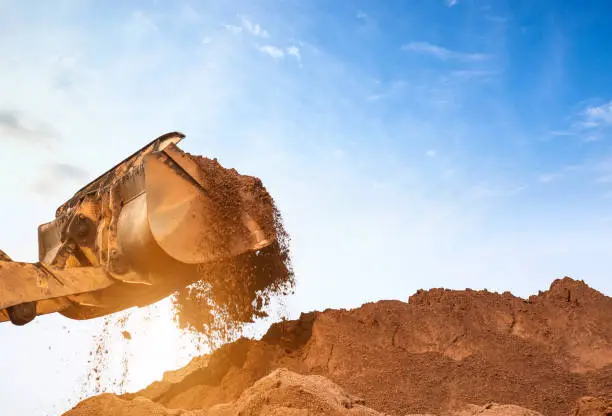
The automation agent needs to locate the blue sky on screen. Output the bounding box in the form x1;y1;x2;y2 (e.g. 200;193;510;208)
2;0;612;414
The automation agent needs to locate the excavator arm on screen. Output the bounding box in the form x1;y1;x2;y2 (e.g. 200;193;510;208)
0;132;277;325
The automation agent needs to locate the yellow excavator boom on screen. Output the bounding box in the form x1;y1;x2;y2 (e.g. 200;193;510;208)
0;132;277;325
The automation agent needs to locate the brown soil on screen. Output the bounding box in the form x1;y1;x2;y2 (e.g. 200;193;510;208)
571;396;612;416
170;154;295;347
63;369;549;415
66;277;612;416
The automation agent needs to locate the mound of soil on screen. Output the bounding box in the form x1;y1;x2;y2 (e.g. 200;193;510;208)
65;277;612;416
65;369;547;416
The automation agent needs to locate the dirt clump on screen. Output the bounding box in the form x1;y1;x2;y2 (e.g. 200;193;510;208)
451;403;544;415
571;396;612;416
170;154;295;347
205;368;382;416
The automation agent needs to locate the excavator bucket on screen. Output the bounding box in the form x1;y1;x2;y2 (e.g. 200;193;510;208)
0;132;278;325
137;142;272;266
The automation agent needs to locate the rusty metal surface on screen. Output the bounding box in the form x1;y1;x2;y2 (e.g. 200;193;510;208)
57;132;185;216
0;261;116;310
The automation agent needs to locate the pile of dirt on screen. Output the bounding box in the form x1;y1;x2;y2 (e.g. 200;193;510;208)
65;277;612;415
65;369;547;416
170;153;295;346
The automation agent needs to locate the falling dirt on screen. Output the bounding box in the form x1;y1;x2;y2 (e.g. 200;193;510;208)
66;277;612;416
79;313;133;400
170;155;295;348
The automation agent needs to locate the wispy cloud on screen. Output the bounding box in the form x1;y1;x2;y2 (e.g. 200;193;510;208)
286;45;301;64
0;110;58;143
448;70;498;81
223;24;243;34
555;100;612;141
31;162;89;196
356;9;378;32
356;10;369;20
581;101;612;128
447;0;459;7
50;163;89;180
402;41;489;61
258;45;285;59
240;16;269;38
538;173;562;183
426;149;437;157
548;130;577;137
366;80;407;101
224;16;269;38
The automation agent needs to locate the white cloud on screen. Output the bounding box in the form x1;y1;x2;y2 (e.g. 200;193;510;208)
31;162;89;196
201;36;212;45
225;16;269;38
0;110;58;143
548;130;576;137
286;45;301;62
447;0;459;7
581;101;612;128
449;70;497;82
538;173;561;183
562;100;612;140
258;45;284;59
402;41;489;61
355;9;378;32
426;149;437;157
366;93;385;101
240;16;269;38
223;24;243;34
365;79;407;102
